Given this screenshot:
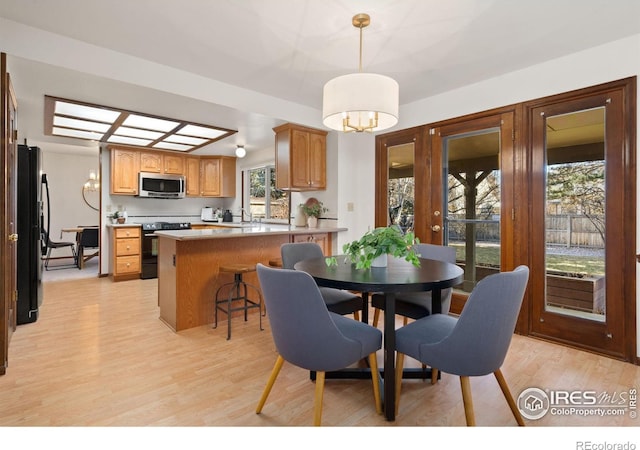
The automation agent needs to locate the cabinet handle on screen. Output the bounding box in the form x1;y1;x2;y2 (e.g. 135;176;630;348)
431;225;441;232
126;246;130;250
126;262;130;267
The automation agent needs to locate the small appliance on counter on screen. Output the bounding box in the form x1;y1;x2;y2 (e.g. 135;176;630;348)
201;207;216;222
222;209;233;222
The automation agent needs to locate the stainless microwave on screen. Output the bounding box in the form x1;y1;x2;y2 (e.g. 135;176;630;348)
138;172;185;198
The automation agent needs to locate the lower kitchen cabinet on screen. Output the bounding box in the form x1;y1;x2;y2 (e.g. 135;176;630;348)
110;225;141;281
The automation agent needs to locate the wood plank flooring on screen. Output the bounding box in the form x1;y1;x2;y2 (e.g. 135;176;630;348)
1;276;638;434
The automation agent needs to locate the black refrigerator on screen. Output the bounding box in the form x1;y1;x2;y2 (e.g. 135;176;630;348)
17;144;44;325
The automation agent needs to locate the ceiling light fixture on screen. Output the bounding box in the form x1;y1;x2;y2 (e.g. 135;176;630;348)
235;145;246;158
322;13;399;133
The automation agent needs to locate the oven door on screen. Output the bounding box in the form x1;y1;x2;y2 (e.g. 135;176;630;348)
141;232;159;279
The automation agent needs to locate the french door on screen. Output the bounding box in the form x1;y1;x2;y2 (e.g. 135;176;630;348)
375;78;635;360
528;83;635;359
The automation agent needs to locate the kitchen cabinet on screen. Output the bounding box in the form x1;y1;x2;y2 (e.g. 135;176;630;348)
292;232;329;255
110;226;141;281
200;156;236;197
110;147;140;195
140;151;185;175
274;123;327;191
185;156;200;197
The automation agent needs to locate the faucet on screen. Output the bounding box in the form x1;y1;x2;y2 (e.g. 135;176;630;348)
240;208;253;223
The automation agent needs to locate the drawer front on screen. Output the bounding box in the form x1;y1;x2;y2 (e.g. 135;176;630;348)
115;227;140;239
116;238;140;256
115;255;140;274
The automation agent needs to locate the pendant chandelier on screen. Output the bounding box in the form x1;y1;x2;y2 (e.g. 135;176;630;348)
322;13;399;133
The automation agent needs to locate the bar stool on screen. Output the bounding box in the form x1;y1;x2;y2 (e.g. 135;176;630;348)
214;263;263;340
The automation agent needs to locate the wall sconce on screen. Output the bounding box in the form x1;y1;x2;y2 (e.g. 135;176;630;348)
235;145;246;158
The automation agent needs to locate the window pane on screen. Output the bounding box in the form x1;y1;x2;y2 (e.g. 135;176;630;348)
248;166;289;221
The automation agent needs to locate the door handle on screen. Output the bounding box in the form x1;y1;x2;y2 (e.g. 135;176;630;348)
8;233;18;242
431;225;441;232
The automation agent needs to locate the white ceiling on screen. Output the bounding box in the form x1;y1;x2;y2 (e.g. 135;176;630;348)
1;0;639;157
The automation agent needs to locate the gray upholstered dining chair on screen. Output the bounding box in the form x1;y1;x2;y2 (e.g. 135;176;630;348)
394;265;529;426
281;242;364;320
255;263;382;426
371;243;457;327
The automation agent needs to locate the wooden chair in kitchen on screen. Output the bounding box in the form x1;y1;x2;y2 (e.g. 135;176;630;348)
281;242;365;320
42;227;78;270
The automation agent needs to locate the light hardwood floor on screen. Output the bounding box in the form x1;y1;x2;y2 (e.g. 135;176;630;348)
1;276;638;430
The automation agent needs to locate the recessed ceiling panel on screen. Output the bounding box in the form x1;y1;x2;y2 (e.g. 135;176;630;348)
45;95;237;152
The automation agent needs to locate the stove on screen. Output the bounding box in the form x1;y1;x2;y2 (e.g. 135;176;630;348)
141;222;191;279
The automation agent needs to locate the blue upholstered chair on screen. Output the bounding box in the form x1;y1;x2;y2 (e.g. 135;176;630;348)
371;243;457;328
394;265;529;426
281;242;364;319
255;264;382;426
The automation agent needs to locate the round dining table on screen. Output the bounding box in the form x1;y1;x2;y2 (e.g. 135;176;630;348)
295;254;464;421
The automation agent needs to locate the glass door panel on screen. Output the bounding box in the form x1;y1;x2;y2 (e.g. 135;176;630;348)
544;107;605;322
443;129;501;293
387;142;415;232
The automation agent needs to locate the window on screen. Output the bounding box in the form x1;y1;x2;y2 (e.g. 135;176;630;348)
247;166;289;222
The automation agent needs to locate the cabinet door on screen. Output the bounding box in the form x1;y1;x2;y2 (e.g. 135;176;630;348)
163;154;184;174
110;148;140;194
185;156;200;196
308;132;326;189
290;129;310;189
140;152;162;173
293;233;329;255
200;157;221;196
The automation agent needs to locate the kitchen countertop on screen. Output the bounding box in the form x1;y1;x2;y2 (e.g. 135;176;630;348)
154;224;346;241
105;222;142;228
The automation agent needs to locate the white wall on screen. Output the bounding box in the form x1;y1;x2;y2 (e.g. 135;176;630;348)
337;33;640;356
41;150;100;259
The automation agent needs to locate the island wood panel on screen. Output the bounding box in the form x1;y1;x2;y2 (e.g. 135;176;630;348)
158;234;290;331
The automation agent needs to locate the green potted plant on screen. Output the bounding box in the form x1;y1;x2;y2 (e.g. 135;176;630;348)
328;225;421;269
300;201;328;228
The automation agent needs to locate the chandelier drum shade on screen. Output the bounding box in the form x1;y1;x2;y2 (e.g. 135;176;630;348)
322;13;399;133
322;73;398;132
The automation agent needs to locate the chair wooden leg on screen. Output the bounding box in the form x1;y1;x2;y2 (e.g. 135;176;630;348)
313;371;326;426
431;368;439;385
256;355;285;414
403;316;408;326
368;353;382;415
494;369;525;426
395;352;405;416
459;376;476;426
372;308;380;328
353;310;360;322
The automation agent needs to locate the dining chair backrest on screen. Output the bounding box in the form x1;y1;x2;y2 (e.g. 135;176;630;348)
256;263;367;372
280;242;324;270
414;243;457;312
422;265;529;377
79;227;99;248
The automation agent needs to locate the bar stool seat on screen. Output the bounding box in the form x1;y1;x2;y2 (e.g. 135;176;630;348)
214;263;263;340
268;258;283;268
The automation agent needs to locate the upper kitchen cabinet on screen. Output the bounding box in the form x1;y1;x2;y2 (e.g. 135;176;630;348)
185;156;200;197
110;147;140;195
139;151;185;175
200;156;236;197
274;123;327;191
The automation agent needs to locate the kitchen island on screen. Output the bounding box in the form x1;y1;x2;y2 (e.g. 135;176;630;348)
154;224;346;331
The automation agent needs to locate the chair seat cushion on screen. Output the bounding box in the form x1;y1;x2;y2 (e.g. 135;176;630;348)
319;287;363;315
395;314;458;362
330;312;382;358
